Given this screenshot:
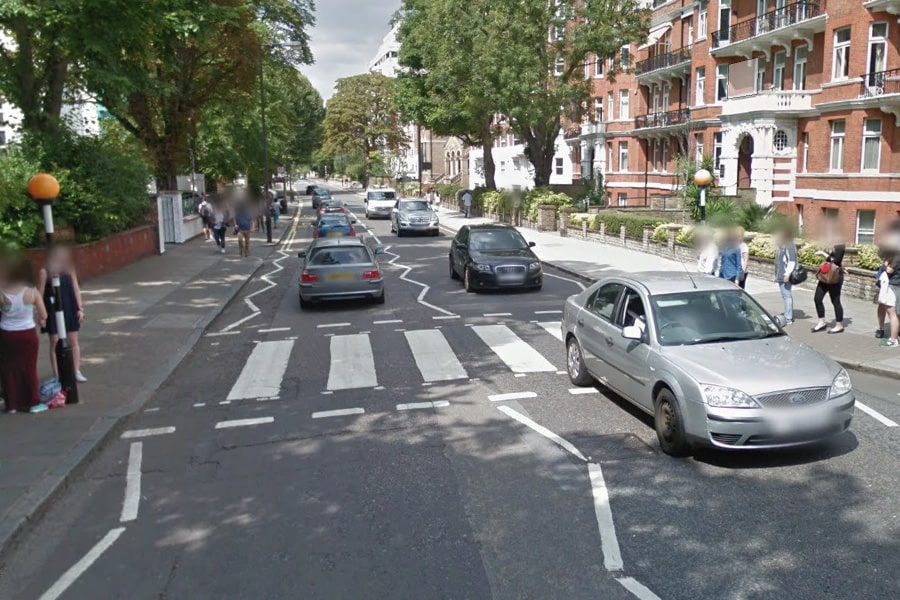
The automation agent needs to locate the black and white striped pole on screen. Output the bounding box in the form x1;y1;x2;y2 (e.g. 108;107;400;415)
694;168;713;225
28;173;79;404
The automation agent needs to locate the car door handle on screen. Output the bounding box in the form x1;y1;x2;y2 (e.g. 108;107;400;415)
605;337;614;347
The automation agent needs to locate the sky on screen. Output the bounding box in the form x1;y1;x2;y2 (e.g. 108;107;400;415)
301;0;400;101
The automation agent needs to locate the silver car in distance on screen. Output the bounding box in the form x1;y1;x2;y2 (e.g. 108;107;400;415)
298;237;386;309
390;198;440;236
562;272;854;456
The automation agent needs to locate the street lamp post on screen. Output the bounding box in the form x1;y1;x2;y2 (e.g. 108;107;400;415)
694;168;714;224
28;173;79;405
258;47;274;244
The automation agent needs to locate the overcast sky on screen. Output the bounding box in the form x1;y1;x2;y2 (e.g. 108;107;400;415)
301;0;400;101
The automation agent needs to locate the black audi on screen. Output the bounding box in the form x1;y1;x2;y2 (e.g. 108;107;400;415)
449;224;543;292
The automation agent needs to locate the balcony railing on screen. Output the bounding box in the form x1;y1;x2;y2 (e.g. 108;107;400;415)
634;109;690;130
860;68;900;97
720;90;813;115
712;2;820;47
635;46;692;76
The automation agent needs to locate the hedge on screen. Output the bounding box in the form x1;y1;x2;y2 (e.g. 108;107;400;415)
590;213;663;239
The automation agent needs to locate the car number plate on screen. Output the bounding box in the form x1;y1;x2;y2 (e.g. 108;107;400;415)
327;231;343;237
770;408;831;433
325;272;355;281
498;274;523;283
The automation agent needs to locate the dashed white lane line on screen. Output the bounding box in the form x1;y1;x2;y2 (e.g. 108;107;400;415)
312;408;365;419
38;527;126;600
556;370;568;375
317;322;351;329
193;403;206;408
120;442;142;523
856;401;899;427
373;319;403;325
397;401;451;411
616;577;663;600
588;462;625;572
489;391;537;402
484;312;512;317
121;427;175;439
143;407;160;413
215;417;274;429
535;310;563;315
569;387;600;395
259;327;291;333
433;315;460;320
206;331;240;337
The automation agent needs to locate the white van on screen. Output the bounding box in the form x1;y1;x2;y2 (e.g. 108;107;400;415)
364;187;397;219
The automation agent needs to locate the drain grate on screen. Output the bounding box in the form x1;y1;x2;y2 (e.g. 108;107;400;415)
568;433;656;462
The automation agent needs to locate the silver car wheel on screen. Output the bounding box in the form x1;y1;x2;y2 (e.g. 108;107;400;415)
566;338;593;386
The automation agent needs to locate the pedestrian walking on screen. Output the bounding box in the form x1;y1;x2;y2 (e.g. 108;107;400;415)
37;246;86;382
0;257;49;413
877;258;899;347
235;204;254;258
270;197;281;229
718;228;743;285
198;195;213;241
462;190;472;218
211;198;231;254
811;227;846;334
775;225;797;325
736;226;750;289
695;227;718;275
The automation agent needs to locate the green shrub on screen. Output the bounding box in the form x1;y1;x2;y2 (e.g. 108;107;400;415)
652;223;681;243
590;213;663;239
676;226;695;246
481;190;512;214
856;244;883;271
797;242;825;267
522;187;574;221
747;235;776;259
437;183;461;201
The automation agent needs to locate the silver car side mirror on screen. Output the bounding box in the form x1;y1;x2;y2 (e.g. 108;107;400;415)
622;325;643;341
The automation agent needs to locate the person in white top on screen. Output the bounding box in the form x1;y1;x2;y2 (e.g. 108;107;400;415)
694;227;719;275
0;257;48;413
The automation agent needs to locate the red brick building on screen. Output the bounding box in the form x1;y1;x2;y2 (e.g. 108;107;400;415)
572;0;900;243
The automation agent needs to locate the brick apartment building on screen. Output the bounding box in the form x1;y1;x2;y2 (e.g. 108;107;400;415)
571;0;900;243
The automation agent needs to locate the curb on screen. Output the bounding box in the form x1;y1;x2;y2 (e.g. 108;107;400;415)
0;206;298;558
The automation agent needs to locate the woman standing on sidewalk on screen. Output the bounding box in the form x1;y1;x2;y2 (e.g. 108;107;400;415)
37;246;87;382
0;257;49;413
775;225;797;325
811;226;846;334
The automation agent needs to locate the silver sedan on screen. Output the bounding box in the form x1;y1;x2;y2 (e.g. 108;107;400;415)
562;272;854;456
298;237;386;309
390;198;440;236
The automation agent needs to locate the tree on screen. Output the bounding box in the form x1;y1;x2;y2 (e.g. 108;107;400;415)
395;0;501;189
492;0;648;187
321;73;407;184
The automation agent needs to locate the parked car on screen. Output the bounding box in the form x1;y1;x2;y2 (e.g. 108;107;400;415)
449;224;542;292
561;271;855;456
317;199;345;215
364;187;397;219
306;183;318;195
298;237;386;308
312;188;331;209
314;213;356;238
390;198;440;236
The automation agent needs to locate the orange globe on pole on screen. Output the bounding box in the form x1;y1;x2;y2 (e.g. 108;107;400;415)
694;168;713;187
27;173;60;201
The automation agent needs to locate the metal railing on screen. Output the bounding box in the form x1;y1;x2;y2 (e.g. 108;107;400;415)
635;46;692;76
860;68;900;97
712;2;820;47
634;108;690;129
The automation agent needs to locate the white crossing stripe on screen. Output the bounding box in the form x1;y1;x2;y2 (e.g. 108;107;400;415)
327;334;377;390
569;387;599;395
227;340;294;401
489;392;537;402
472;325;556;373
121;427;175;439
538;321;563;342
397;401;451;411
313;408;365;419
404;330;468;382
215;417;274;429
535;310;563;315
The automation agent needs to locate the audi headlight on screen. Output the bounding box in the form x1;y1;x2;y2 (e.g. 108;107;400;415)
700;385;760;408
528;261;541;272
830;369;852;398
475;264;492;273
399;220;410;226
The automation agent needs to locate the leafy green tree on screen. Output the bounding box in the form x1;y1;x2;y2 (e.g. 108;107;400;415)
321;73;407;184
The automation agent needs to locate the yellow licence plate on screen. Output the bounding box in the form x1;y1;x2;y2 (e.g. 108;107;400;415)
327;231;343;237
325;272;355;281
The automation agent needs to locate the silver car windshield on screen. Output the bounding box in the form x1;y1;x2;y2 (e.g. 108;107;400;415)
651;289;783;346
400;200;429;211
309;247;371;266
469;230;527;251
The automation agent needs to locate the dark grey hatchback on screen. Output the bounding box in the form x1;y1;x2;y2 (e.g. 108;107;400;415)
449;224;542;292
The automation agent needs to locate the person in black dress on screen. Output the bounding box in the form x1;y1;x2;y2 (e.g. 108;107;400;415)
811;239;845;335
36;246;86;382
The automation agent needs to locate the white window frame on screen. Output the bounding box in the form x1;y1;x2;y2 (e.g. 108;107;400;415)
608;92;614;120
755;57;766;93
555;157;564;175
868;22;888;77
832;27;851;81
856;210;876;244
695;134;704;163
594;97;603;122
716;64;729;102
695;67;706;106
652;140;660;172
662;84;670;111
773;51;785;91
793;45;808;91
698;2;708;40
619;90;630;120
686;16;694;44
713;132;723;170
607;142;614;172
554;57;565;76
861;118;882;172
801;132;809;173
662;139;669;173
829;120;845;173
595;54;604;77
617;192;627;207
652;85;660;115
618;141;629;173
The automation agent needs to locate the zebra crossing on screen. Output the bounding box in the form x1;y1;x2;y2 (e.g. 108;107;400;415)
224;320;567;401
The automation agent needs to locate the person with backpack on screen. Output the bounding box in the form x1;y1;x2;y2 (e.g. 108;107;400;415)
198;195;213;241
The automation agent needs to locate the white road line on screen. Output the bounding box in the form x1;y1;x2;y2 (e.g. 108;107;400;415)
317;322;351;329
120;442;142;523
405;330;468;382
397;401;451;411
219;400;231;405
535;310;563;315
327;334;378;390
538;321;563;342
490;392;537;402
856;401;899;427
143;407;160;413
496;405;586;461
121;427;175;439
588;462;624;572
312;408;365;419
432;315;460;320
544;272;587;290
206;331;240;337
39;527;126;600
556;370;567;375
373;319;403;325
472;325;557;372
259;327;291;333
193;403;206;408
617;577;663;600
226;340;294;400
514;374;527;378
569;387;600;395
484;312;512;317
215;417;274;429
384;248;456;316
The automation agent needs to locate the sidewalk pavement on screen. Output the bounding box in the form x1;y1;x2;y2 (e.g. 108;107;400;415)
0;220;292;555
437;207;900;380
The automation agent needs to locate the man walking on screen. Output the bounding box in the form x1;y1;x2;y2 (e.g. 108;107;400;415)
198;195;213;240
235;204;254;258
462;190;472;218
211;198;231;254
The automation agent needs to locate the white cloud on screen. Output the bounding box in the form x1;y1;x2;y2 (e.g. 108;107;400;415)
301;0;400;99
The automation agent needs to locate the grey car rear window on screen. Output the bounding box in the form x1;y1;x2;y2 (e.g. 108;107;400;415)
309;247;371;266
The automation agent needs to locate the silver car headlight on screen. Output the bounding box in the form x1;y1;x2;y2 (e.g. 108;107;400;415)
528;262;541;272
475;264;492;273
830;369;852;398
700;384;760;408
399;220;410;226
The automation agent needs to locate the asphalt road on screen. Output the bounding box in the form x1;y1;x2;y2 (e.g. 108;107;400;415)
1;186;899;600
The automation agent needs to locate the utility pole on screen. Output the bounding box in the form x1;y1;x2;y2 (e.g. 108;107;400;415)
258;46;273;243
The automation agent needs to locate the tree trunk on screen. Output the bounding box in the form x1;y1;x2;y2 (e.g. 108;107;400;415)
480;121;496;191
526;127;559;188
